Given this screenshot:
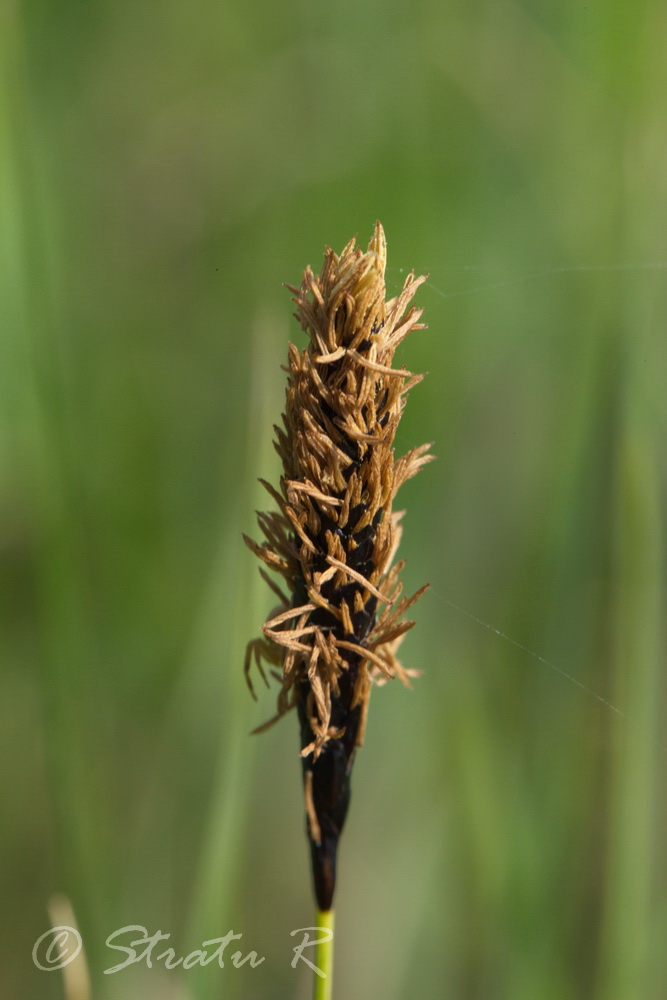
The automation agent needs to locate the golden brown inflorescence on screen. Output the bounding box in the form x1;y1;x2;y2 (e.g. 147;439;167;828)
244;222;432;910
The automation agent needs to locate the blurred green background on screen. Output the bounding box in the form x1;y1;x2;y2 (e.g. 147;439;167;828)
2;0;666;998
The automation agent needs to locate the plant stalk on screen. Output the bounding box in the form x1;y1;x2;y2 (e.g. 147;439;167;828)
313;908;335;1000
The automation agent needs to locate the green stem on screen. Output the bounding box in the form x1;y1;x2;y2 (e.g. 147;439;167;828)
313;908;335;1000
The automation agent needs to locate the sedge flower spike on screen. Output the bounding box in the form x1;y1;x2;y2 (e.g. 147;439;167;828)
244;222;433;911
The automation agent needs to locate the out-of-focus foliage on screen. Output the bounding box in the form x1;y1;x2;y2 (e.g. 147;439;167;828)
2;1;665;998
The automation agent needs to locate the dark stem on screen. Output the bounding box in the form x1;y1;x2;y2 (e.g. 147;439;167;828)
297;662;361;911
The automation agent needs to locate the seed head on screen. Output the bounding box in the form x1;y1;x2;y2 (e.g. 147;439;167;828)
244;222;432;909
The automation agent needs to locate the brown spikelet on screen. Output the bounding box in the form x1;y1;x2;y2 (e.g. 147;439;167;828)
244;222;432;910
